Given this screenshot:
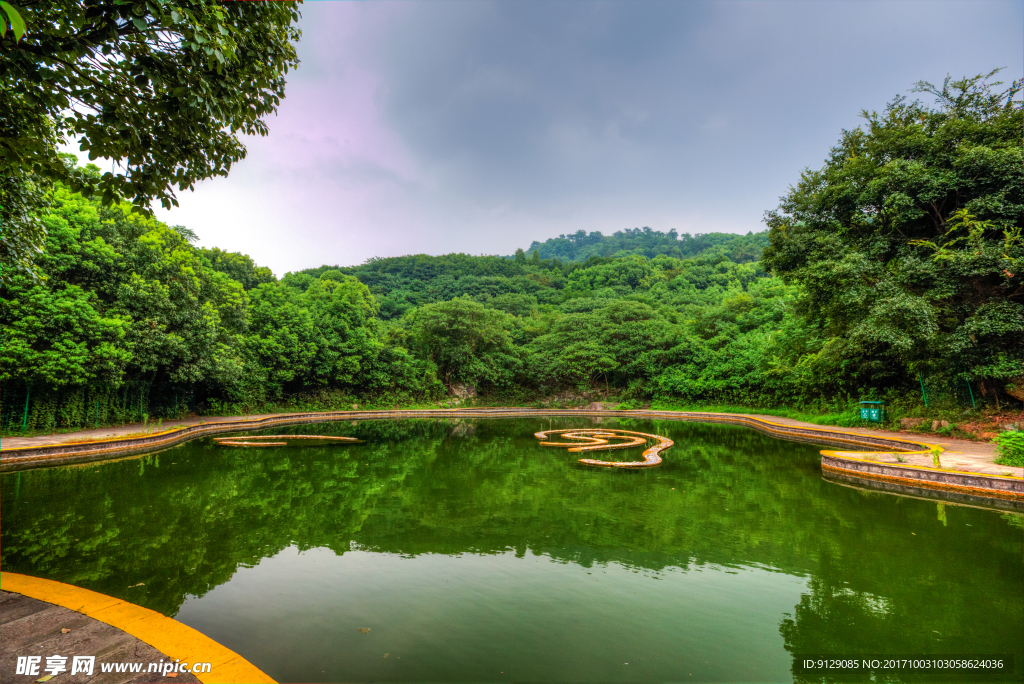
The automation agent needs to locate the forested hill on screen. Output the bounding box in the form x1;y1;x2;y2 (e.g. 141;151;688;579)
524;228;768;263
290;228;768;319
286;231;767;321
296;227;766;283
2;72;1019;432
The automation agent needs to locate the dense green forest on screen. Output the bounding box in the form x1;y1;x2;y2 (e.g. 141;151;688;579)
1;73;1021;432
521;227;768;263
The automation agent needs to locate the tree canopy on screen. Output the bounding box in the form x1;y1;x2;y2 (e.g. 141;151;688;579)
3;72;1021;431
525;227;768;263
0;0;301;281
762;70;1023;395
407;298;521;390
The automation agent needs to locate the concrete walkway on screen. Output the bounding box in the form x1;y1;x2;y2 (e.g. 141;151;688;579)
1;413;273;450
738;413;1021;478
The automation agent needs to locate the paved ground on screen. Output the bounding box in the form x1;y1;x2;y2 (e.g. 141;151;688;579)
0;413;274;450
738;412;1021;478
822;447;1021;478
0;591;201;684
1;408;1019;479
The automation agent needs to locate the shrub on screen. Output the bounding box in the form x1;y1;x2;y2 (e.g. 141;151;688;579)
993;431;1024;468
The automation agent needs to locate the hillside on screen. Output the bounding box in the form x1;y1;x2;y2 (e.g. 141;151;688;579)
3;72;1019;431
524;227;768;263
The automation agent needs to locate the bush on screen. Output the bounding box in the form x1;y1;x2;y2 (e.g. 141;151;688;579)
993;431;1024;467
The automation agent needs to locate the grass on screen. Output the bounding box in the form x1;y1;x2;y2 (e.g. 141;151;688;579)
993;431;1024;467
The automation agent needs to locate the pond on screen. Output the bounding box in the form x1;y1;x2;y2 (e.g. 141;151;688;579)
2;417;1022;682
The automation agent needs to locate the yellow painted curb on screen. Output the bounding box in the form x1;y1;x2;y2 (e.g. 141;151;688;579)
8;407;1016;501
821;450;984;478
820;460;1024;500
2;407;943;455
675;411;945;454
0;572;275;684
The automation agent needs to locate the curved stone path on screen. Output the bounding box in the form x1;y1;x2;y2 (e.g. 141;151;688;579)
534;428;673;467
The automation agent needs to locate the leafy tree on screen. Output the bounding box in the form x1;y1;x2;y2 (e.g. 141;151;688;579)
304;276;380;387
1;0;301;281
553;342;618;392
201;247;276;290
565;255;656;293
406;298;521;390
113;221;248;387
243;282;318;401
0;180;255;427
762;71;1024;397
528;300;675;391
0;280;130;387
482;292;538;317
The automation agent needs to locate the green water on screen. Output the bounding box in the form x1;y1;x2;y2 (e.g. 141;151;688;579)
2;417;1021;683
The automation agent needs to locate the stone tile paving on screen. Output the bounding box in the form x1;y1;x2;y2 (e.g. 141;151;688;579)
0;591;201;684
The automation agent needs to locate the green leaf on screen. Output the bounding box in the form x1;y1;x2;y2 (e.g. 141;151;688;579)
1;1;27;41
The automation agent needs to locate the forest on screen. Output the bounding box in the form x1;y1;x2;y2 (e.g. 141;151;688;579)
1;73;1021;433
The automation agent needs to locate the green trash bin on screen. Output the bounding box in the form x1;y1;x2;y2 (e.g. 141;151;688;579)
859;400;886;423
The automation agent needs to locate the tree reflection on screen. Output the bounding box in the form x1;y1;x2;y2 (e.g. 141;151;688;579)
1;418;1020;677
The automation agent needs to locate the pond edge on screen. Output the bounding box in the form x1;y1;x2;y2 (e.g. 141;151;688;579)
1;408;1019;503
0;571;275;684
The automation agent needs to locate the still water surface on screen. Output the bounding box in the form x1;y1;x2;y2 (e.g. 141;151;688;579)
2;418;1021;682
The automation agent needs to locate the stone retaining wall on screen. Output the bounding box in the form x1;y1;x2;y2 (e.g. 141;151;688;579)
822;469;1024;513
821;453;1022;501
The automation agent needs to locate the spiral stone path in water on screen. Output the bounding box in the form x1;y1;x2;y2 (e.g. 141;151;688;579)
212;428;668;467
534;428;672;468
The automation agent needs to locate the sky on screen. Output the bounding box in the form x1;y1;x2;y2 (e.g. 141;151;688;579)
124;1;1022;274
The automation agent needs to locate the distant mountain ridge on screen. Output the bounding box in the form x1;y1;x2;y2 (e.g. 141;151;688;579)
291;228;768;286
523;227;768;263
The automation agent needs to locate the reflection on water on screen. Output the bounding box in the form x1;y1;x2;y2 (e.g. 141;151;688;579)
2;418;1022;682
176;547;804;682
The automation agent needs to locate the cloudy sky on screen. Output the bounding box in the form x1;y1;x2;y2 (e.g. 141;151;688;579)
147;0;1021;275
